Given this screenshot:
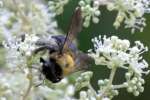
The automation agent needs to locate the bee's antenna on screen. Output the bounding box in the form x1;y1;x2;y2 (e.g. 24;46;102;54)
60;30;69;54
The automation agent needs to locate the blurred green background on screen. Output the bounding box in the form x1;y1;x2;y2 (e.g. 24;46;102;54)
56;0;150;100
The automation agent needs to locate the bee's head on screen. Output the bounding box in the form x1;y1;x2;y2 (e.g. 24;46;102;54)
40;57;63;83
40;58;50;67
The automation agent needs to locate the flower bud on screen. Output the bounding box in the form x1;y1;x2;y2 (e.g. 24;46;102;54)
138;86;144;93
133;91;139;96
133;86;137;90
131;80;136;85
79;1;85;6
80;91;87;98
127;87;133;93
125;72;131;80
137;82;142;87
92;17;99;23
94;10;100;16
98;80;105;86
107;3;115;11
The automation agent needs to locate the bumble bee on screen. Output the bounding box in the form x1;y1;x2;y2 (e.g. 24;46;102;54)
34;7;93;83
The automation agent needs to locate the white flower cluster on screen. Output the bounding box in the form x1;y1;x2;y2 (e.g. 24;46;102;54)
0;0;58;39
79;0;100;27
0;71;76;100
0;0;59;69
76;72;119;100
106;0;150;33
88;35;149;75
48;0;69;15
0;72;28;100
98;79;119;99
0;1;78;99
2;34;39;69
75;71;93;91
31;1;58;35
125;74;146;96
87;35;149;99
78;0;150;32
75;71;98;100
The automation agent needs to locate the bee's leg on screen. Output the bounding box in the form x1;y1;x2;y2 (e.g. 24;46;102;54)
34;45;58;54
28;65;41;73
30;66;40;70
35;78;45;87
35;73;45;87
34;46;52;54
28;66;44;87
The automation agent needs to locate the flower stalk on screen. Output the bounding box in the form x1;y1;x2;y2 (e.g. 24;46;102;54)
88;84;97;98
22;56;33;100
99;67;117;100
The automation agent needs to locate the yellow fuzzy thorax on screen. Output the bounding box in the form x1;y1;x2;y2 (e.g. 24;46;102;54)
55;53;75;76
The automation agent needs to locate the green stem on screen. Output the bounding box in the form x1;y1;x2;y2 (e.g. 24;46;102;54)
22;57;33;100
88;84;97;98
112;83;128;89
22;73;32;100
98;67;117;100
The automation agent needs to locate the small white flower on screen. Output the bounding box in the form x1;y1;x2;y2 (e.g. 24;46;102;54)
80;91;88;100
66;85;75;96
60;78;69;85
130;59;149;76
102;97;110;100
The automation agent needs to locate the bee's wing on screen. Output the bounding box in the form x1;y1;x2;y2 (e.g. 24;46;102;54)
74;51;94;71
61;7;83;52
34;36;59;54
